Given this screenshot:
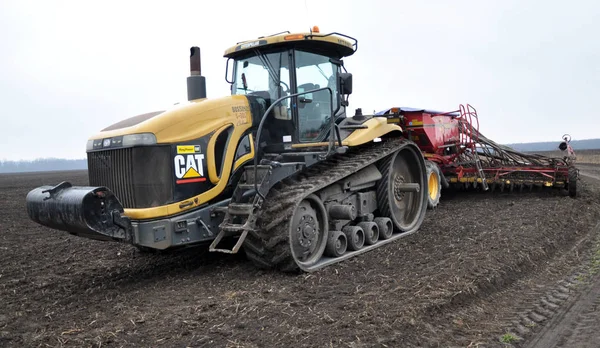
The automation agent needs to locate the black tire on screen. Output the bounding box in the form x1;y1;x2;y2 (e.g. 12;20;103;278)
568;166;578;198
342;225;365;251
374;217;393;239
325;230;347;257
357;221;379;245
376;146;428;233
425;160;442;209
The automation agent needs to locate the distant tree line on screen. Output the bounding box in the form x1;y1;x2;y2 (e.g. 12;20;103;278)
0;158;87;173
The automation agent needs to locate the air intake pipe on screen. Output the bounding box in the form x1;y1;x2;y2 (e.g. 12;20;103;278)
187;46;207;101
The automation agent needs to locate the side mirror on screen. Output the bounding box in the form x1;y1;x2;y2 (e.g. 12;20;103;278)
339;73;353;95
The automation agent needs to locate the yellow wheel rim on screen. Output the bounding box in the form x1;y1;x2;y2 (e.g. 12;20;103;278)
428;171;439;201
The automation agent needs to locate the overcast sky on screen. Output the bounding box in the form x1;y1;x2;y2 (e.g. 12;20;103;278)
1;0;598;160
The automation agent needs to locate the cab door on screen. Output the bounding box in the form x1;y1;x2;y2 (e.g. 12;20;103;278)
293;50;340;143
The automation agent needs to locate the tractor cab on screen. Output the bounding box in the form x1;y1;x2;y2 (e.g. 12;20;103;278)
223;27;356;152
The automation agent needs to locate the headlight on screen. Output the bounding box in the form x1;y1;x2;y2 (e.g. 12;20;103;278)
122;133;157;147
86;133;157;151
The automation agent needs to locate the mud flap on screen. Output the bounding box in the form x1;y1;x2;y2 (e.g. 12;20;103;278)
26;182;133;242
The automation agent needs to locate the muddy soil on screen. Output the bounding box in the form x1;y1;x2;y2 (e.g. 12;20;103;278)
513;165;600;348
578;164;600;181
522;270;600;348
0;168;599;347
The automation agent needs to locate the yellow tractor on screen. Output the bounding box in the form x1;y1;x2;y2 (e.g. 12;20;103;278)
26;27;429;272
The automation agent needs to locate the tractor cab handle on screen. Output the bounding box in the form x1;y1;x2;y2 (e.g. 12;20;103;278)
254;86;340;199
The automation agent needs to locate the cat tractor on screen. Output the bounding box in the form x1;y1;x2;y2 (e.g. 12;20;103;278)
26;27;433;272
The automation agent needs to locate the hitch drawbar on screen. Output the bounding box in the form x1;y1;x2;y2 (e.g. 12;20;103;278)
26;182;133;242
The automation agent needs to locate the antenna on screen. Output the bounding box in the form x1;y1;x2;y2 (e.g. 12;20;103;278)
304;0;310;30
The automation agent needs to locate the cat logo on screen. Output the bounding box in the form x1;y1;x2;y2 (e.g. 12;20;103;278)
174;145;205;184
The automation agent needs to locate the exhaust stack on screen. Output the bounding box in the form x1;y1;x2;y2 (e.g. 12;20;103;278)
187;46;207;101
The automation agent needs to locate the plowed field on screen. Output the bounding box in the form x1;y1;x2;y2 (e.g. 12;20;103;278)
1;168;599;347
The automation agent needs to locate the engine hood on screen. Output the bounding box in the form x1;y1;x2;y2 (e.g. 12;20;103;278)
88;95;252;144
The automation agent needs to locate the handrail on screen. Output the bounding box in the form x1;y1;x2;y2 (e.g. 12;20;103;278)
253;86;338;199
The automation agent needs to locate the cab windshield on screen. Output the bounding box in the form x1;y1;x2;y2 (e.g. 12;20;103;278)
232;51;290;102
231;49;341;143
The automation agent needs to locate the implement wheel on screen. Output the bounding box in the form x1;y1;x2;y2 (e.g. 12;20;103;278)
568;166;578;198
425;161;442;209
377;145;428;233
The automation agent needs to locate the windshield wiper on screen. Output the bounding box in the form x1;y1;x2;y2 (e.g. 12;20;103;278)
254;49;280;87
316;65;329;81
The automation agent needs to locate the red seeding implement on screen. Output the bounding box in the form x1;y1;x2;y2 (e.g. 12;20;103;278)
375;104;578;208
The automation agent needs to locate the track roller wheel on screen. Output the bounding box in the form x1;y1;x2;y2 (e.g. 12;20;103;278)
325;230;347;257
289;194;329;268
374;217;393;240
425;160;442;209
357;221;379;245
376;146;428;233
342;225;364;251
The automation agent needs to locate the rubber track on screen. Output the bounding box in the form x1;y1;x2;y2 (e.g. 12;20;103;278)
375;155;394;219
243;138;413;272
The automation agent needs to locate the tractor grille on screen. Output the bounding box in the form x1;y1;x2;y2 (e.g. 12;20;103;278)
87;146;173;209
88;148;136;207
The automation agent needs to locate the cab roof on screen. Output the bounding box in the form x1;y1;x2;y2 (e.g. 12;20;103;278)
223;29;358;59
